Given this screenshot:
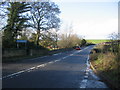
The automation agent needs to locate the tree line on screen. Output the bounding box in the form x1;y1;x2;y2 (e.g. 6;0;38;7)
0;2;60;49
0;2;87;50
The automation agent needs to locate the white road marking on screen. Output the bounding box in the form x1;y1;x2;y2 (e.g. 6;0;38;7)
2;47;88;79
80;79;87;88
84;75;88;78
27;70;31;72
81;79;87;83
70;54;74;56
2;70;25;79
80;53;90;88
36;64;46;68
53;53;62;56
86;72;89;75
89;69;100;80
53;54;58;56
29;67;36;70
2;55;71;79
48;61;54;64
80;47;108;88
54;60;60;62
62;57;66;59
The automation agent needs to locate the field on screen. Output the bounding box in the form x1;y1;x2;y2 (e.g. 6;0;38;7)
86;39;110;44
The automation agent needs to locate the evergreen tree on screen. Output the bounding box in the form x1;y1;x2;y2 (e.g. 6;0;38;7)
3;2;31;48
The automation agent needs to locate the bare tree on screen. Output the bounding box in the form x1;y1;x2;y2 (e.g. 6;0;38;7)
29;2;60;45
109;32;120;53
57;33;82;48
0;2;9;30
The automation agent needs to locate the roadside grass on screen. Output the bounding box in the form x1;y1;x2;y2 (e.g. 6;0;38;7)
90;45;120;89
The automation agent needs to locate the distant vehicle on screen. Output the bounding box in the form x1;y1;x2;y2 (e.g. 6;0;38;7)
75;46;81;50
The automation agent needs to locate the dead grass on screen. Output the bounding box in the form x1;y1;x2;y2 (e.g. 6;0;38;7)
90;45;120;89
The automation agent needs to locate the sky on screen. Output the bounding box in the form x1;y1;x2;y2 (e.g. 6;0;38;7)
0;0;119;39
52;0;119;39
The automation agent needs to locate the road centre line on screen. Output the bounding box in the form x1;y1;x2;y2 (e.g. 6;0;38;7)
2;52;75;79
62;57;67;59
53;54;58;56
54;59;61;62
2;70;25;79
48;61;54;64
2;47;87;80
2;62;50;79
29;67;36;70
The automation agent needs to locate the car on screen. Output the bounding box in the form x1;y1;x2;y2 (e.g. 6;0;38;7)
75;46;81;50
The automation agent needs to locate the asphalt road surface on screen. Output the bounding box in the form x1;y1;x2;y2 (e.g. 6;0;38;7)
2;45;109;88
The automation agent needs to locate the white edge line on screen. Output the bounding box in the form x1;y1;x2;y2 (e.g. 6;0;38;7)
80;53;90;88
80;79;87;88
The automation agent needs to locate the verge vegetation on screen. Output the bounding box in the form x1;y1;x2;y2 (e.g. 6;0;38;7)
90;40;120;89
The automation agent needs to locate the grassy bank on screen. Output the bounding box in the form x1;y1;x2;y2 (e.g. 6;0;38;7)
90;44;120;89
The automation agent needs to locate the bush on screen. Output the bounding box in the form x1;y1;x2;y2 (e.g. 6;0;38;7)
80;39;87;46
90;53;99;61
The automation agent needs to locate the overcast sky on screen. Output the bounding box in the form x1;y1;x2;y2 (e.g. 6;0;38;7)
52;0;119;39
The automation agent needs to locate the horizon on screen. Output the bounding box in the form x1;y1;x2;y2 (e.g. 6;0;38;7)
54;0;118;39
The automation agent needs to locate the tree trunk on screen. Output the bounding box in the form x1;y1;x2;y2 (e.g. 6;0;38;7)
35;30;40;46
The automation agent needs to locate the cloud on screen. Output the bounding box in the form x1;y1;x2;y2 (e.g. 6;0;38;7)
73;18;118;39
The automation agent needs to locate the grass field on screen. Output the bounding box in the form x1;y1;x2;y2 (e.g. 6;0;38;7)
86;39;110;44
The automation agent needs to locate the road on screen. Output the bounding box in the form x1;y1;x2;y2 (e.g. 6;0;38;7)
2;45;109;88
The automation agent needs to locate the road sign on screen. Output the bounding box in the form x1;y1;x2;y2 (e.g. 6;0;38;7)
16;40;27;48
16;40;27;43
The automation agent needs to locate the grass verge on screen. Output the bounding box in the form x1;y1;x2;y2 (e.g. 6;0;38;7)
90;45;120;89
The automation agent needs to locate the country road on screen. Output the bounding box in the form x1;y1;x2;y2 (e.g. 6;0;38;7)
2;45;109;88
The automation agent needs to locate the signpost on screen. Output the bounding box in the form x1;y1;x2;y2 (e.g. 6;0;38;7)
16;40;27;48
